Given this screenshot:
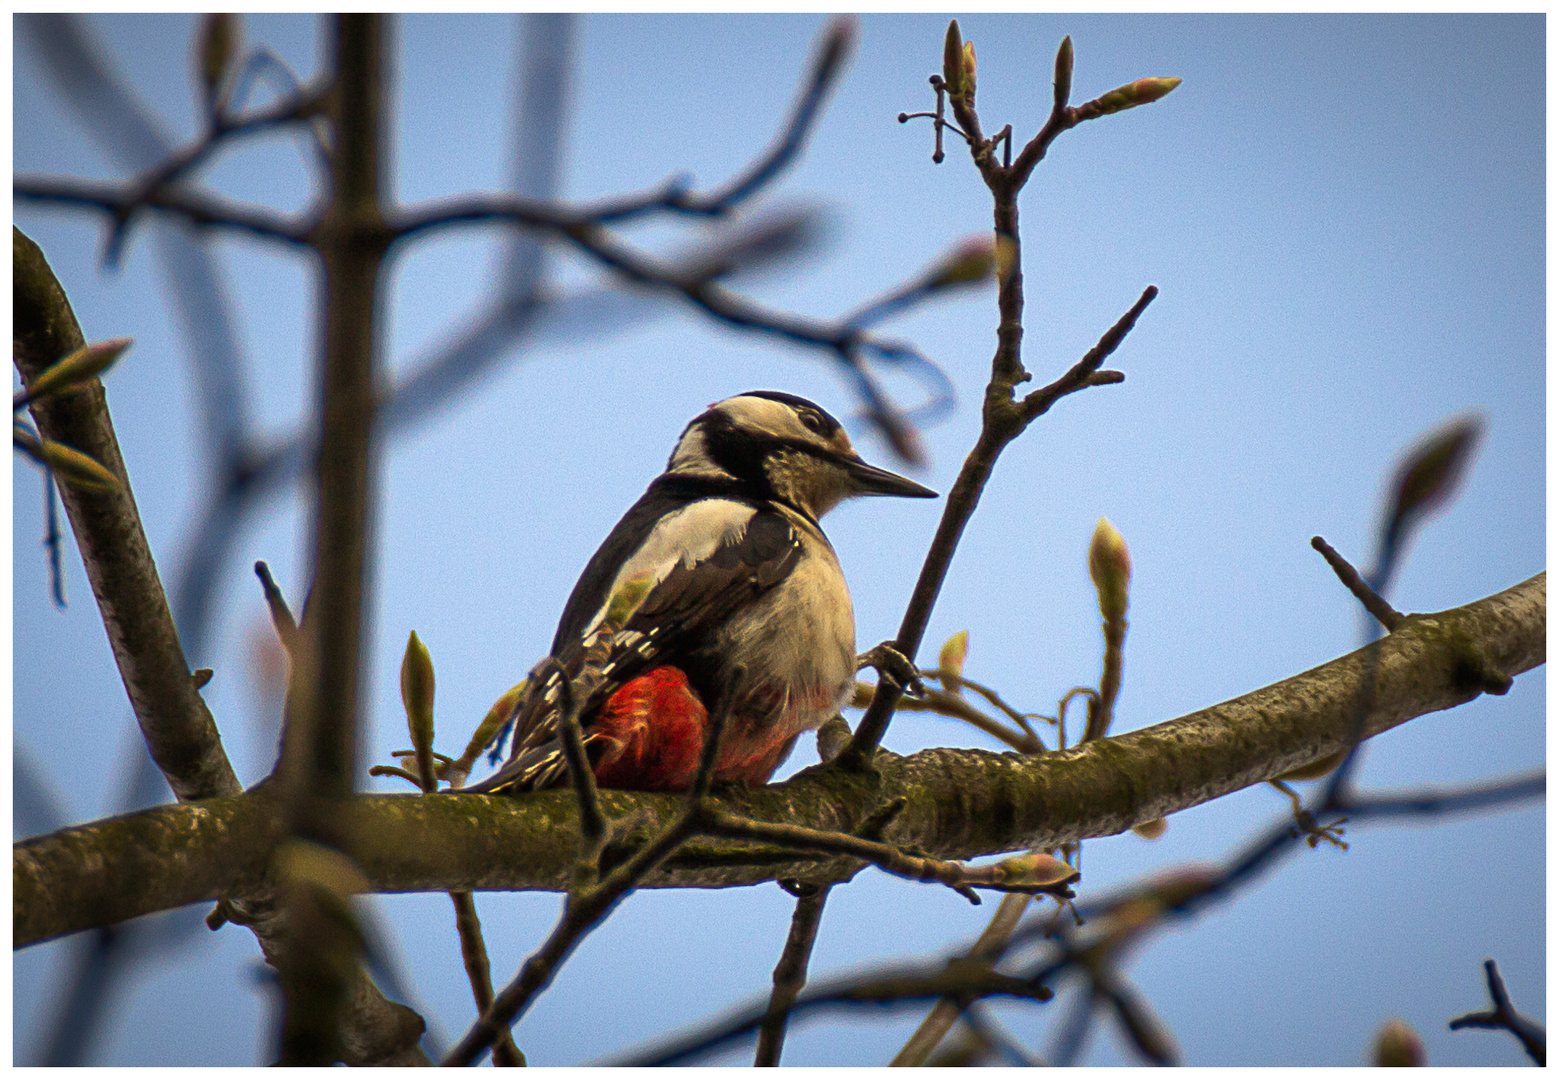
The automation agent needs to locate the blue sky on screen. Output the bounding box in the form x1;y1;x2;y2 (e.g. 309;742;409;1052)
13;14;1544;1066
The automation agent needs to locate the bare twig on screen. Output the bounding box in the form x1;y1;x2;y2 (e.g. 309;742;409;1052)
1311;535;1403;631
1449;958;1545;1065
450;892;525;1066
700;805;1078;904
14;174;309;247
618;961;1055;1066
844;33;1162;762
755;882;832;1066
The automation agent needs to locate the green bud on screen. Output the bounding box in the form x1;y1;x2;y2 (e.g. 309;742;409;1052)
15;427;122;492
962;41;977;98
1372;1018;1427;1066
994;851;1079;890
1054;36;1074;108
1089;517;1131;622
15;337;132;409
938;629;969;684
1078;76;1182;120
942;20;965;97
399;630;436;759
926;238;995;290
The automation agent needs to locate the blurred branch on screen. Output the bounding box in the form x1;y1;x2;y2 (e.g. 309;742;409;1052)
269;15;388;1065
14;174;310;247
18;570;1543;946
618;961;1055;1066
1449;958;1545;1065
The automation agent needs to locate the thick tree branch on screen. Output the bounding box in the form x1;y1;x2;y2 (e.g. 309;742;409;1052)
13;227;241;804
18;572;1542;948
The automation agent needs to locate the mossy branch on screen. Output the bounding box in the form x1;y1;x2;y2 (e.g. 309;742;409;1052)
17;571;1542;948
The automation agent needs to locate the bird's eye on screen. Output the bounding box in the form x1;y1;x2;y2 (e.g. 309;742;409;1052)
799;411;824;434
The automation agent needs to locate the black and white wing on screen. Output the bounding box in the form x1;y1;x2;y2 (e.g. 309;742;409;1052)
461;499;801;793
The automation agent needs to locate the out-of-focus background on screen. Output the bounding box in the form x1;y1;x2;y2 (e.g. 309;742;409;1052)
13;14;1543;1067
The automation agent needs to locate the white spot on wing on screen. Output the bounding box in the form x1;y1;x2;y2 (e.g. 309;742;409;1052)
582;499;758;637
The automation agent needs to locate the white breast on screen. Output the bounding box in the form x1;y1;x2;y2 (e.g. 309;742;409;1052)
716;506;856;737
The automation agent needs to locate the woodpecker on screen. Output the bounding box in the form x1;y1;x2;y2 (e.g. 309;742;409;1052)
463;391;937;794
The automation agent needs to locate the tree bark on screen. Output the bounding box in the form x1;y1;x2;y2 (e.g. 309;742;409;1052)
17;571;1542;948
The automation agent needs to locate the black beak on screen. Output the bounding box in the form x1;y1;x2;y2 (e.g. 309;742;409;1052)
843;456;939;499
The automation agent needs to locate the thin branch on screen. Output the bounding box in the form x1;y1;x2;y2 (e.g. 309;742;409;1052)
700;804;1078;904
450;892;525;1066
273;15;388;1066
864;682;1043;753
754;882;832;1066
1311;535;1403;631
617;962;1055;1066
891;890;1032;1065
14;174;310;248
1020;287;1156;423
1449;958;1545;1065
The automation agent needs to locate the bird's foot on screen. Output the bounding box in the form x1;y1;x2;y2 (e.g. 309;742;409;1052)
856;641;926;697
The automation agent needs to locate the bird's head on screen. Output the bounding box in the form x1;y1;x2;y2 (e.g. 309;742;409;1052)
667;391;937;518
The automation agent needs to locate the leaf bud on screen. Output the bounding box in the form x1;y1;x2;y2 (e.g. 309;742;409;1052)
400;630;436;757
1080;76;1182;120
1384;414;1482;548
1089;517;1132;622
994;851;1079;890
32;436;121;492
1372;1017;1427;1066
16;337;132;408
1054;35;1074;108
926;238;995;290
938;629;969;692
942;20;965;97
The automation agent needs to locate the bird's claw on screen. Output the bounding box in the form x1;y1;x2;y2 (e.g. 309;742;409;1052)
856;642;926;697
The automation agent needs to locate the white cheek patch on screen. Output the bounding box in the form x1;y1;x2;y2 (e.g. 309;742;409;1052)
582;499;758;637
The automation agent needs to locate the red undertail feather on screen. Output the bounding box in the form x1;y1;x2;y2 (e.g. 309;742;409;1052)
589;666;801;790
